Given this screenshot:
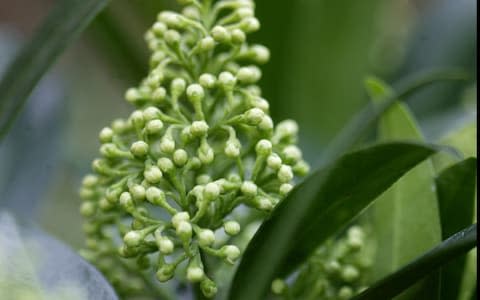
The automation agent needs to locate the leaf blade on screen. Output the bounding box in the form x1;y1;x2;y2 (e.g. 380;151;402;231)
0;0;110;140
228;142;438;300
352;224;477;300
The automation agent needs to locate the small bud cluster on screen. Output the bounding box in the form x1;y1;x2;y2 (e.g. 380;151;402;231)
272;226;373;300
80;0;309;298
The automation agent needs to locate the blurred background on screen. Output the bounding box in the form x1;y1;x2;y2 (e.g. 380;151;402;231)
0;0;476;250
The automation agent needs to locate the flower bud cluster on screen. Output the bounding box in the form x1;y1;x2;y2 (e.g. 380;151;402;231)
79;0;309;298
271;226;373;300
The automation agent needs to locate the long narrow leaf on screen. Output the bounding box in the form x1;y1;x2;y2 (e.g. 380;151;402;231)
0;0;110;140
228;142;439;300
352;224;477;300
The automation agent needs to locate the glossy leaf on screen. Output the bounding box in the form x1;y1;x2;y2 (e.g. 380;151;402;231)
0;211;118;300
352;224;477;300
0;0;110;140
436;158;477;300
228;142;438;300
366;77;442;299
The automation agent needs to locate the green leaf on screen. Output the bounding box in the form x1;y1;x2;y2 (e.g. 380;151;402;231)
321;69;469;164
366;77;442;299
352;224;477;300
0;0;110;140
228;142;438;300
436;158;477;300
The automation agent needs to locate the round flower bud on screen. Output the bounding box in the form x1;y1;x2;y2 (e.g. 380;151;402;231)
111;118;129;134
82;174;98;188
259;115;274;131
152;22;167;36
224;221;241;236
160;137;175;154
338;287;354;300
283;145;302;163
279;183;294;196
278;165;294;183
256;197;273;211
293;161;310;176
146;119;164;134
99;127;114;143
99;197;114;211
182;5;200;19
198;229;215;247
158;237;174;254
159;11;182;27
211;25;230;43
196;175;211;185
124;231;142;247
176;221;192;240
218;71;236;90
237;7;254;18
119;192;134;209
240;17;260;32
171;78;186;96
125;88;142;103
201;279;218;298
199;36;215;51
271;279;286;295
255;139;272;155
157;157;174;173
225;141;241;158
144;166;163;183
244;108;265;125
130;184;146;201
186;84;205;102
164;29;181;44
222;245;240;263
231;28;246;44
143;106;161;121
241;181;257;197
130;141;149;157
172;212;190;228
253;97;270;112
156;264;175;282
204;182;220;200
173;149;188;166
130;110;145;128
152;87;167;101
146;186;165;203
341;265;360;282
199;73;216;88
325;260;341;274
187;267;205;283
276;119;298;137
190;120;209;137
237;66;261;83
80;202;96;217
198;143;214;164
267;153;282;170
251;45;270;64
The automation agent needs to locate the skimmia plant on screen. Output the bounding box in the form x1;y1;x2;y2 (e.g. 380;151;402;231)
0;0;475;299
79;0;311;297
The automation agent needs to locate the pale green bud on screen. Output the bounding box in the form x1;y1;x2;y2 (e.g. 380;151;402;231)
218;71;237;90
240;17;260;32
283;145;302;163
279;183;293;196
198;229;215;247
160;137;175;153
199;73;216;88
199;36;215;51
259;115;274;131
144;166;163;183
204;182;220;200
276;119;298;137
158;11;182;27
244;108;265;125
252;97;269;112
190;120;209;137
278;165;293;183
201;278;218;298
325;260;341;274
157;157;175;173
341;265;360;282
130;110;145;128
198;142;214;164
131;141;149;157
146;119;164;134
158;237;174;254
99;197;115;211
124;231;143;247
293;161;310;176
255;196;273;211
99;127;114;143
231;28;246;44
82;174;98;188
176;221;193;240
267;153;282;170
152;22;167;36
143;106;161;121
173;149;188;166
221;245;240;263
196;174;212;185
172;212;190;227
80;202;96;217
271;279;286;295
171;78;186;96
156;264;175;282
225;140;241;158
251;45;270;64
146;186;166;204
241;181;257;197
130;184;146;201
152;87;167;101
211;25;230;43
255;139;272;155
237;66;261;83
338;287;354;300
187;267;205;282
182;5;200;19
125;88;142;103
224;221;241;236
187;84;205;102
119;192;134;210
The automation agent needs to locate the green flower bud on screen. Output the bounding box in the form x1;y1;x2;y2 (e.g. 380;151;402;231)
190;121;209;137
152;87;167;102
165;29;181;45
172;212;190;228
338;286;354;299
231;28;246;44
130;184;146;201
211;25;231;43
218;71;237;90
156;264;175;282
146;119;164;134
251;44;270;64
199;36;215;51
241;181;258;197
82;174;99;188
131;141;149;157
201;278;218;298
80;202;96;217
160;136;175;154
221;245;240;264
259;115;274;131
187;84;205;102
341;265;360;282
244;108;265;125
124;230;143;247
240;17;260;32
199;73;216;88
176;221;193;240
173;149;188;166
278;165;293;183
254;196;273;211
255;139;272;155
225;140;241;158
198;229;215;247
186;266;204;282
271;279;286;295
224;221;241;236
152;22;167;36
125;88;142;103
146;186;166;204
99;127;114;143
171;78;186;96
204;182;220;200
237;66;261;83
293;161;310;177
119;192;134;210
267;153;282;170
279;183;293;196
158;237;174;254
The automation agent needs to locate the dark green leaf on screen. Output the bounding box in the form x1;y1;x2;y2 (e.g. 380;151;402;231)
228;142;438;300
352;224;477;300
320;69;469;164
436;158;477;300
0;0;110;140
366;76;441;299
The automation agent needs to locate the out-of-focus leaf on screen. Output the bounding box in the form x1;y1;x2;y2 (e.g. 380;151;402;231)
229;142;439;300
436;158;477;300
0;0;110;140
353;224;477;300
366;77;441;299
0;211;118;300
